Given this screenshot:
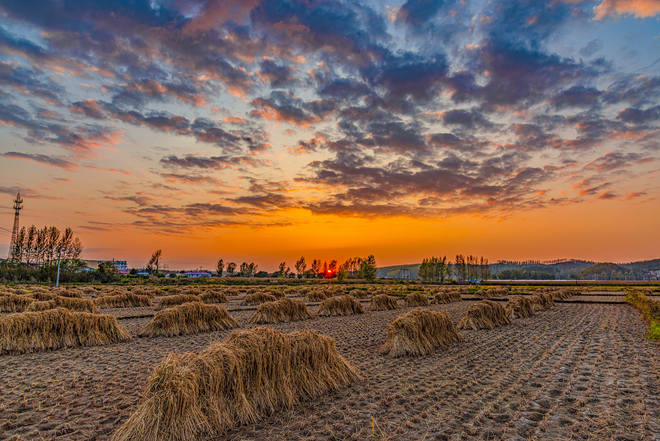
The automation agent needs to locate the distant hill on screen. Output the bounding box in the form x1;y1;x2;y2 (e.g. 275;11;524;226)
580;263;630;279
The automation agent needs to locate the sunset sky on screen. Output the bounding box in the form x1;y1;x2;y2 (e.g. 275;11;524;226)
1;0;659;270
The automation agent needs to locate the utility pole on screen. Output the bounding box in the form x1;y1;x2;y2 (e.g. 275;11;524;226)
56;247;62;288
8;191;23;259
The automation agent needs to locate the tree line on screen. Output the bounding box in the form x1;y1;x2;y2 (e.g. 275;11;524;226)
418;255;490;283
9;225;83;265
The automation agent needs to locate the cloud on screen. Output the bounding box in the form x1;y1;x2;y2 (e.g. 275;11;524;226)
160;154;266;169
2;151;79;170
594;0;660;19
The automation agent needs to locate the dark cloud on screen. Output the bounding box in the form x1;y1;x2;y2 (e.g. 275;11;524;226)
160;155;265;169
547;86;602;109
2;151;78;170
616;105;660;124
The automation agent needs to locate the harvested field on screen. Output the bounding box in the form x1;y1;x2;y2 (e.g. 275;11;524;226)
317;295;364;317
2;287;660;441
138;302;238;337
249;298;312;324
381;308;462;357
0;293;34;312
403;292;430;307
369;294;398;311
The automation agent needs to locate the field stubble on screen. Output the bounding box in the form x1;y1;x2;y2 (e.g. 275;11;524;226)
0;289;658;440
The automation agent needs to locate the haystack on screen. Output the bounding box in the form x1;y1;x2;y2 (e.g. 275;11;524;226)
0;293;35;312
305;290;328;302
249;298;312;324
200;291;229;304
27;296;100;314
111;327;359;441
550;289;572;300
381;308;463;357
0;308;130;355
349;289;369;299
95;292;153;308
159;294;202;309
317;295;364;317
270;289;286;299
458;300;511;330
477;287;508;299
139;302;238;337
530;293;554;311
505;296;535;320
432;291;462;304
403;292;430;307
32;292;57;302
225;288;240;296
368;294;399;311
52;288;82;298
241;292;277;306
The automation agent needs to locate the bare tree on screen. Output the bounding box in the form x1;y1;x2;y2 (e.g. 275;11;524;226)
147;249;163;274
295;256;306;279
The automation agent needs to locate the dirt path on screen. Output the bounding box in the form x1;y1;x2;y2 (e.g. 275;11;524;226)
1;301;659;440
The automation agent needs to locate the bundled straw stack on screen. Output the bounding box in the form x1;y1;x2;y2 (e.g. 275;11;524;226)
95;292;153;308
369;294;399;311
403;292;430;307
349;289;369;299
241;292;277;306
458;300;511;330
530;293;555;311
27;296;100;314
111;327;360;441
306;290;328;302
432;291;462;304
199;291;229;304
159;294;202;309
0;293;35;313
139;302;238;337
505;296;535;319
381;308;463;357
317;295;364;316
249;298;312;324
0;308;130;355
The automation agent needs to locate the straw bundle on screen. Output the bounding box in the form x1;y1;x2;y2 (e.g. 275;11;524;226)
225;288;240;296
477;287;508;299
368;294;399;311
241;292;277;306
111;327;359;441
349;289;369;299
306;290;328;302
505;296;535;320
0;308;130;355
52;288;83;298
199;291;229;304
159;294;202;309
403;292;430;307
550;289;572;300
432;291;462;304
0;293;35;312
32;292;57;302
95;292;153;308
317;295;364;317
381;308;463;357
139;302;238;337
249;298;312;324
458;300;511;330
530;293;555;311
270;289;286;299
27;296;100;314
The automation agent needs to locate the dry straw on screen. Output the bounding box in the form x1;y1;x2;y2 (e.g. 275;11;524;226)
199;291;228;304
159;294;202;309
368;294;399;311
139;302;238;337
27;296;100;314
241;292;277;306
0;293;35;312
381;308;463;357
349;289;369;299
0;308;130;355
95;292;153;308
52;288;83;298
32;292;57;302
249;298;312;324
317;295;364;317
111;327;359;441
458;300;511;330
432;291;462;304
306;290;328;302
403;292;430;307
505;295;535;320
477;287;508;299
530;293;555;311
